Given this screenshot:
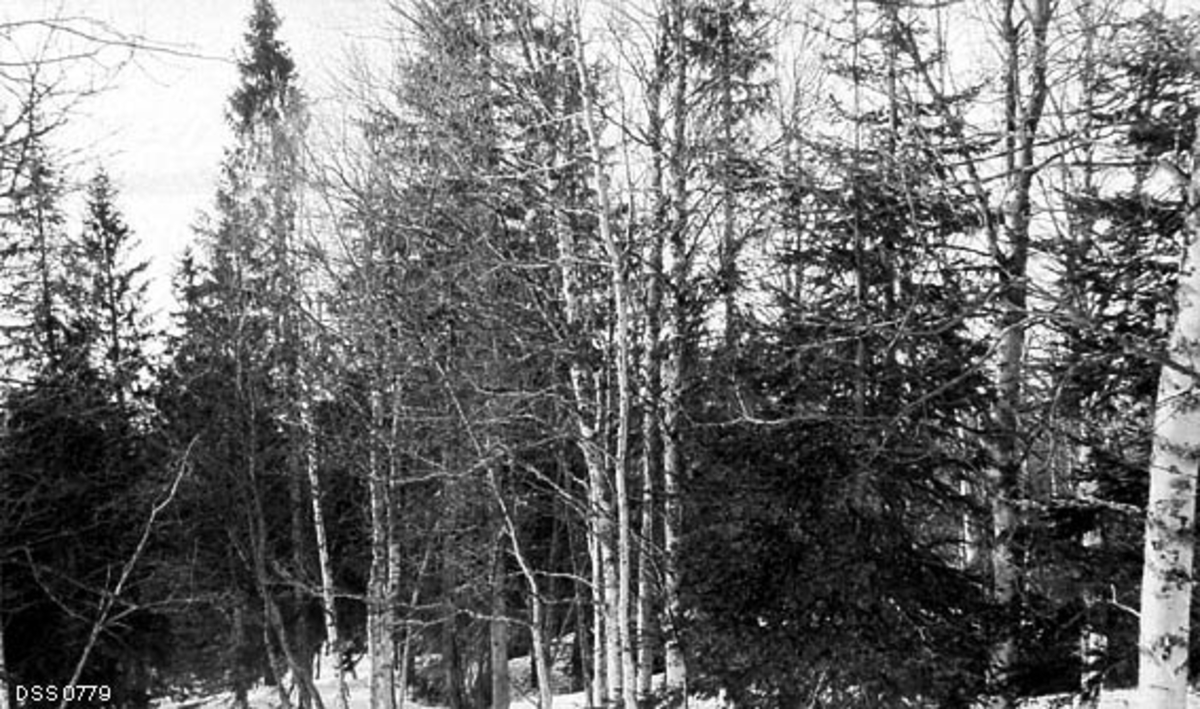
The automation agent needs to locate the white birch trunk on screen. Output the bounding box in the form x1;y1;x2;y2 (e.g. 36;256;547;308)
553;33;616;701
662;0;690;694
637;14;667;700
589;510;607;708
1136;114;1200;709
596;412;622;707
573;28;637;704
531;601;553;709
304;398;349;709
638;153;663;701
385;388;403;707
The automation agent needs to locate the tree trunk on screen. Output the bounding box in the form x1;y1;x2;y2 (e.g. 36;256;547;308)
386;388;403;706
367;389;396;709
441;473;466;709
1136;113;1200;709
490;534;511;709
304;398;349;709
398;545;433;709
249;498;292;709
288;441;315;709
598;443;622;707
1070;4;1105;705
718;0;737;347
553;39;615;701
589;503;607;708
231;595;252;709
442;603;466;709
662;0;689;697
1080;503;1106;706
573;30;637;704
987;2;1051;706
265;586;327;709
638;28;665;693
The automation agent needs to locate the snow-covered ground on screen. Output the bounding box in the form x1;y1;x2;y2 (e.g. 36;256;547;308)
1019;688;1200;709
152;654;1200;709
152;653;731;709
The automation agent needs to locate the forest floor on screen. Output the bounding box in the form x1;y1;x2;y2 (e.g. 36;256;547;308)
1018;688;1200;708
151;652;732;709
149;654;1200;709
150;678;1200;709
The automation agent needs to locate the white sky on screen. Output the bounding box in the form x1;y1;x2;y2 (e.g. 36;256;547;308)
5;0;391;321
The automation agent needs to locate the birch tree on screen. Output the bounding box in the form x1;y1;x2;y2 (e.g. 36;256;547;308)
662;0;691;696
1135;93;1200;709
573;10;637;705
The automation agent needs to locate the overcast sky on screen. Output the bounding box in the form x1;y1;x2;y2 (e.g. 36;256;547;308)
5;0;390;320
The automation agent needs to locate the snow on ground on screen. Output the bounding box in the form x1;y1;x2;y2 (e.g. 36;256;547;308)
153;653;732;709
160;653;1200;709
1018;688;1200;708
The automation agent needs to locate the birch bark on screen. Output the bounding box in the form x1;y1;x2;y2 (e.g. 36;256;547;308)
662;0;690;695
573;19;637;705
303;395;349;709
1136;112;1200;709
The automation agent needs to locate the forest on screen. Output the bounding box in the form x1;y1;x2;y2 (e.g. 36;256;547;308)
3;0;1200;708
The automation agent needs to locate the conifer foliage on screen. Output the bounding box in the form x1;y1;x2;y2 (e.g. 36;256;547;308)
6;2;1200;708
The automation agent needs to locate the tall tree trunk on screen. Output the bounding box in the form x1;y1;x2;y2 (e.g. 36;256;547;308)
304;397;349;709
598;429;622;707
288;447;315;709
718;0;737;348
1136;112;1200;709
245;419;326;709
367;388;396;709
661;0;690;697
1068;3;1106;704
440;467;466;709
386;387;403;706
987;2;1050;706
589;499;607;708
638;78;664;694
553;43;615;701
574;27;636;705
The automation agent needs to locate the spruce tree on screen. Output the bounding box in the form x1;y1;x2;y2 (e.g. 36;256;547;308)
1;166;165;709
680;2;994;705
0;129;70;375
157;2;321;706
65;168;152;407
